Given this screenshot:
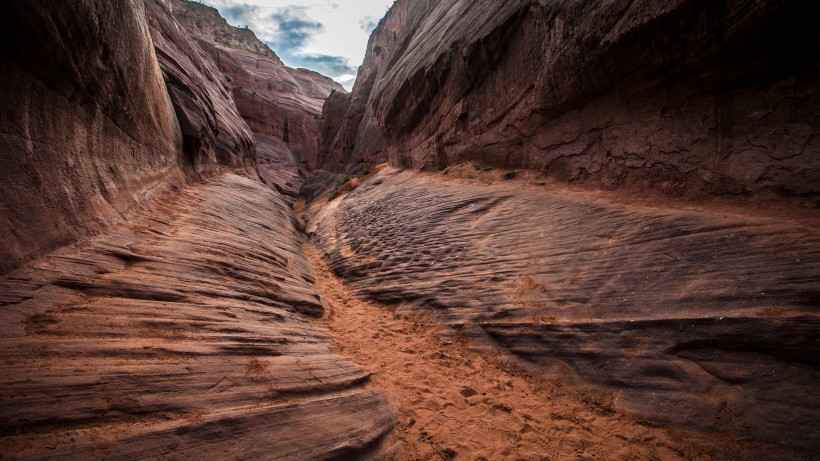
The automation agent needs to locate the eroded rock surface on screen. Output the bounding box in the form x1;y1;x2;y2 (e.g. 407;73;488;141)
0;1;397;459
310;167;820;454
0;0;184;273
0;174;397;459
146;0;256;177
171;0;345;198
320;0;820;199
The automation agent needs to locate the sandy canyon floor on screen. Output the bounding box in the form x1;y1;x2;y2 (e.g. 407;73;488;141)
305;241;806;461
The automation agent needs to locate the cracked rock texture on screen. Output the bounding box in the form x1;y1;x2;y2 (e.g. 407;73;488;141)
311;167;820;454
320;0;819;198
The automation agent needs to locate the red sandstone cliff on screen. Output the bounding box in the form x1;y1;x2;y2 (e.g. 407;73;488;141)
2;0;818;458
307;0;820;455
0;0;184;274
0;1;395;458
171;0;344;198
320;0;819;200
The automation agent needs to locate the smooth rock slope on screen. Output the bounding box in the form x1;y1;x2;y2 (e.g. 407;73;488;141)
0;174;396;459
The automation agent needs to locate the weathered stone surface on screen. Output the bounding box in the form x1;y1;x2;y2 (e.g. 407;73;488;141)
310;167;820;454
320;0;820;199
0;1;397;459
145;0;256;177
170;0;281;62
171;0;344;195
317;5;404;168
0;0;184;274
204;43;342;196
0;173;397;460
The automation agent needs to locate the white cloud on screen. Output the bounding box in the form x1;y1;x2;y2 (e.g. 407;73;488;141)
200;0;393;90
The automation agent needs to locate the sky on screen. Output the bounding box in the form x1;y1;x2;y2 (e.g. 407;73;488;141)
200;0;394;90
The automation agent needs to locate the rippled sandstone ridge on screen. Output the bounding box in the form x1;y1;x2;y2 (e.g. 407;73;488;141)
1;0;818;460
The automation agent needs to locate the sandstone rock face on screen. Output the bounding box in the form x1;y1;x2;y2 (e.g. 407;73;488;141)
0;1;396;458
145;0;256;177
317;4;408;168
171;0;344;197
204;44;343;197
170;0;281;62
311;168;820;454
0;173;397;459
320;0;820;199
0;0;184;274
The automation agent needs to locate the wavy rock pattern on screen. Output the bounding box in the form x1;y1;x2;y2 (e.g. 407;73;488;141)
311;168;820;453
0;173;397;459
146;0;256;177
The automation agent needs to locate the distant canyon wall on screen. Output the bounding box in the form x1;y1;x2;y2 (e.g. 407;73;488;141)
171;0;344;197
320;0;820;198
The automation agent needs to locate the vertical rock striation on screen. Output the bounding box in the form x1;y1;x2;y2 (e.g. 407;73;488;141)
145;0;256;177
0;0;184;273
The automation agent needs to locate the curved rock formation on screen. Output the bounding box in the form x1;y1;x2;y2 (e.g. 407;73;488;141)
170;0;344;197
311;167;820;455
0;1;397;458
0;0;183;274
320;0;820;200
2;0;818;458
0;173;396;459
146;0;256;177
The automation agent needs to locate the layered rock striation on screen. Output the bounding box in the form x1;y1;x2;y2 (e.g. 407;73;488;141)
0;0;184;274
320;0;820;199
311;167;820;454
0;173;396;459
310;0;820;455
146;0;256;177
171;0;344;198
0;1;396;458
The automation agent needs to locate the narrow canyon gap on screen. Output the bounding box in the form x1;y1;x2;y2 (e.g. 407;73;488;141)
0;0;818;460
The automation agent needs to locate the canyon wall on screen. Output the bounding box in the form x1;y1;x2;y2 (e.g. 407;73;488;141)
0;0;262;275
309;0;820;453
320;0;819;199
145;0;257;177
0;0;185;274
0;1;397;458
312;167;820;454
171;0;344;197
